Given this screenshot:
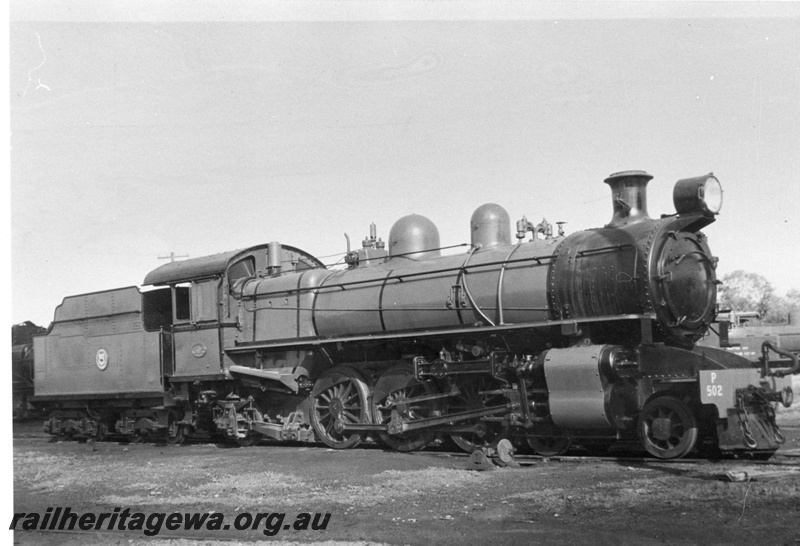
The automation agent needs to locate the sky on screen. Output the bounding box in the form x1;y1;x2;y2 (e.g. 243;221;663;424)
8;2;800;327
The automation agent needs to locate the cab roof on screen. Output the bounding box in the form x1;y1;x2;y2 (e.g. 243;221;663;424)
143;244;324;285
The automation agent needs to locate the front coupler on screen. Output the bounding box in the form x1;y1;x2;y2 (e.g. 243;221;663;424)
699;367;793;453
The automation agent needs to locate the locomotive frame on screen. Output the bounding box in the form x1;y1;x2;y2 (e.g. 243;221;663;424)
32;171;797;459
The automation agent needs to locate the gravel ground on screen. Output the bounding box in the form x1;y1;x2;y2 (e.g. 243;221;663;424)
9;407;800;546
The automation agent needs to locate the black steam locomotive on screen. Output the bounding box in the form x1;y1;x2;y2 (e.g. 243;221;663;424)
12;321;46;419
32;171;797;459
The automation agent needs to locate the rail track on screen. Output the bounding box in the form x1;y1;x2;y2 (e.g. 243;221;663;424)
15;421;800;469
13;420;800;545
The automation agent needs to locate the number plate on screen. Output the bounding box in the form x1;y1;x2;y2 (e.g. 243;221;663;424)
699;369;793;415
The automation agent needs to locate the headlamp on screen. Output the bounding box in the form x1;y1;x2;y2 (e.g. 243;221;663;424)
673;174;723;215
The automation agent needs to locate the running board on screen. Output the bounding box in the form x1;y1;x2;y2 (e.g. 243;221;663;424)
228;365;299;394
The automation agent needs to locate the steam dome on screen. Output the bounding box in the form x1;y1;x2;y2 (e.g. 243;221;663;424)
471;203;511;249
388;214;441;259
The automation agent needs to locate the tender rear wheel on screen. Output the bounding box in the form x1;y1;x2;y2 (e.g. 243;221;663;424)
638;396;698;459
372;364;437;452
310;366;371;449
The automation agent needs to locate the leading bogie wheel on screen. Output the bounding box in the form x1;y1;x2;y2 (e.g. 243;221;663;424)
638;395;698;459
310;366;372;449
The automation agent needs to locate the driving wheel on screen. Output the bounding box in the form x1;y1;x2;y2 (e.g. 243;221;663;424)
373;364;438;452
310;366;371;449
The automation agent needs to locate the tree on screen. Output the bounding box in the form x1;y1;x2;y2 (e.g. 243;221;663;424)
788;289;800;323
786;288;800;309
764;288;800;324
717;270;775;318
718;271;800;324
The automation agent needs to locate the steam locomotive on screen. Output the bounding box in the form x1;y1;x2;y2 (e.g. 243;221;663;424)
33;171;797;459
12;321;46;419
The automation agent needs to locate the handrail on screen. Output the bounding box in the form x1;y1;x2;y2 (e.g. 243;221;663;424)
458;247;495;326
760;340;800;377
496;243;524;325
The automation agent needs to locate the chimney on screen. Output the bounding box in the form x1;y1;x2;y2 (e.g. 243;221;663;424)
604;170;654;228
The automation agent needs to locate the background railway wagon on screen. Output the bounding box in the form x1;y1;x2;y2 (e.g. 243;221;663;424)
698;309;800;393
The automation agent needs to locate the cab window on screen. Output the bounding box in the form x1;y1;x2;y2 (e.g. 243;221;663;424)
228;256;255;296
142;287;172;331
173;284;191;323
